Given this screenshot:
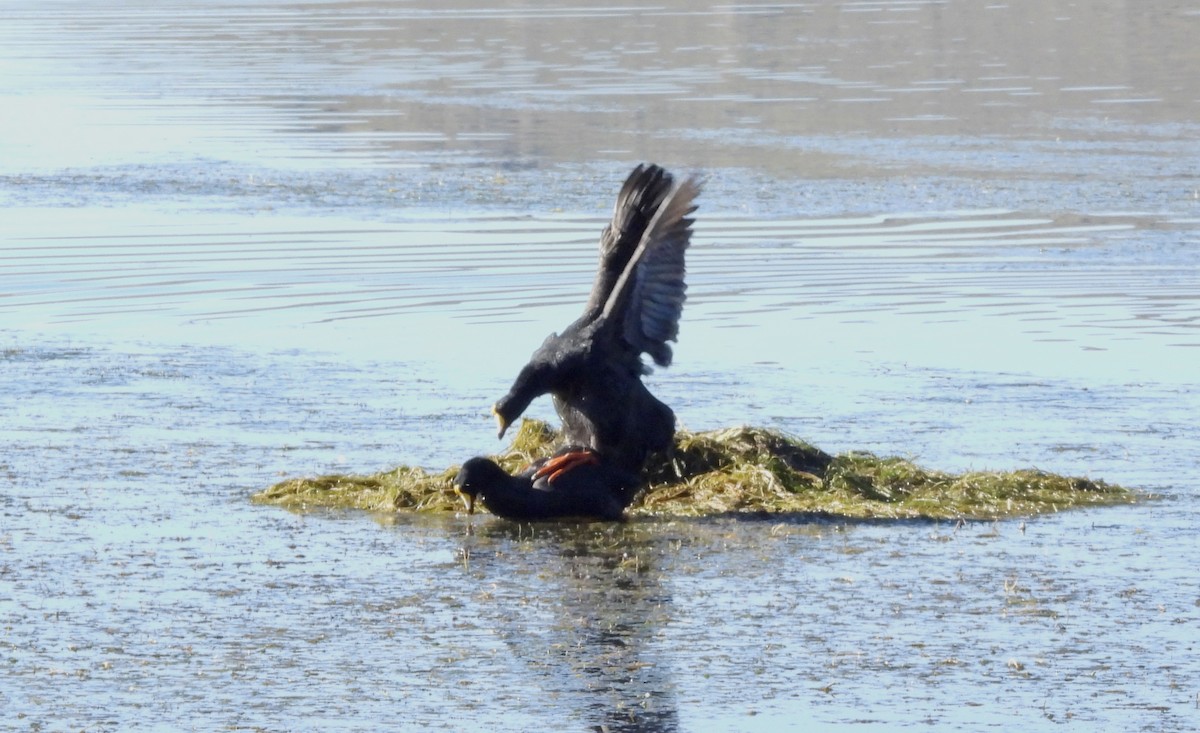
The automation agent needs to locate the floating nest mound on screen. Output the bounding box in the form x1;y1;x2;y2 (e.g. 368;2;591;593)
254;419;1137;520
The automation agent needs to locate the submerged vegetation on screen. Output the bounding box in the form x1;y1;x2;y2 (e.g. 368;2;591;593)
254;419;1137;520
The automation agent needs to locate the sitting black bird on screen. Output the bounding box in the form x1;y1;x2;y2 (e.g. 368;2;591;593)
453;449;640;521
491;164;700;474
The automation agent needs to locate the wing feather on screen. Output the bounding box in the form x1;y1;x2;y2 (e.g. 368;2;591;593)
599;176;701;367
584;164;675;316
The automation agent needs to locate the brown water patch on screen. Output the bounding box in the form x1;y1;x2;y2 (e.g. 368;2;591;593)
3;1;1198;178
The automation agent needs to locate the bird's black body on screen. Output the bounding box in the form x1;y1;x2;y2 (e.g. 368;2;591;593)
492;164;700;474
453;454;640;521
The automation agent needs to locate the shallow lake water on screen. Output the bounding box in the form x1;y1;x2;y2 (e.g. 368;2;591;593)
3;1;1199;731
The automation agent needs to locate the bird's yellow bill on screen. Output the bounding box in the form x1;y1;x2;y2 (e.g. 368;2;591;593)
492;405;509;439
455;488;476;515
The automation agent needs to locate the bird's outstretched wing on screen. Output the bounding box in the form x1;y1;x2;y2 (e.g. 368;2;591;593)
584;164;676;317
600;175;701;368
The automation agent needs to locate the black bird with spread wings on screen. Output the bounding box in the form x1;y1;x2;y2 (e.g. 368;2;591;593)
491;164;700;475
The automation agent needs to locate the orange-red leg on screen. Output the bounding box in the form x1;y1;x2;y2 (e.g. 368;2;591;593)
533;449;599;483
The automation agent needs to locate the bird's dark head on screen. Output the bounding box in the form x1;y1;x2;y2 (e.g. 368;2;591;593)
453;456;508;514
491;360;551;439
491;399;519;441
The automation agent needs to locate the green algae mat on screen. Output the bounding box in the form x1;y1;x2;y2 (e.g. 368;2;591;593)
253;419;1137;520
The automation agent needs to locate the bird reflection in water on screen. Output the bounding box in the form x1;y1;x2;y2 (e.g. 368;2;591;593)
456;521;680;733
